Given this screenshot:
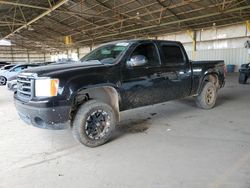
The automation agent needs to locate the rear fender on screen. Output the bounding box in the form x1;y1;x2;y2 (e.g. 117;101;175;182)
197;71;219;95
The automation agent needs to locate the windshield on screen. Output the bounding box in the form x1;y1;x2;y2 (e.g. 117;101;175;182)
80;42;130;64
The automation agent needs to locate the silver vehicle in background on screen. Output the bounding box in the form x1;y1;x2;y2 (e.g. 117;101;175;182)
0;64;39;85
5;60;76;90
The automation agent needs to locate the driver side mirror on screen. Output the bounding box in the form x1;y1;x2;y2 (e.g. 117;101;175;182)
126;55;148;68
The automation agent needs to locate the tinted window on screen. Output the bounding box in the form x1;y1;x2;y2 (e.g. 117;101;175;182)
13;65;27;72
131;43;160;67
161;45;184;64
1;65;14;70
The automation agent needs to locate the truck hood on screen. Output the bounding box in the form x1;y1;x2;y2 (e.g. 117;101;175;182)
23;61;105;77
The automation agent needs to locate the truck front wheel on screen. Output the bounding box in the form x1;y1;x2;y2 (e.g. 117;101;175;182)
71;100;117;147
195;82;217;109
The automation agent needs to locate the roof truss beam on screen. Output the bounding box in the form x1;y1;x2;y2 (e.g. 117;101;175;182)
75;4;250;44
1;0;69;40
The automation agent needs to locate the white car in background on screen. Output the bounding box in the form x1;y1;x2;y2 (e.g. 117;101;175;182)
0;64;16;75
4;60;76;90
0;64;39;85
0;64;16;71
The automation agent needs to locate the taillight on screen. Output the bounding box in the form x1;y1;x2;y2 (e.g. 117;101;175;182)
223;64;227;77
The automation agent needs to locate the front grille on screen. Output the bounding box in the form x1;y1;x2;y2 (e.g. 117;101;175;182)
17;74;34;100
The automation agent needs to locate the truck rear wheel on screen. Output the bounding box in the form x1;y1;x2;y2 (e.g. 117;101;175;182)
195;82;217;109
239;73;247;84
71;100;117;147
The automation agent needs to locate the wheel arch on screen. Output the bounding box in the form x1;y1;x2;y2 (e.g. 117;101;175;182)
69;86;120;124
197;72;219;94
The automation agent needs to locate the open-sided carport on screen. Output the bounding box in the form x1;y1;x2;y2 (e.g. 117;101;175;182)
0;1;250;188
1;0;250;51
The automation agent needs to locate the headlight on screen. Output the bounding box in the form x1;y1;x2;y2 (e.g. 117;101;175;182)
35;78;59;97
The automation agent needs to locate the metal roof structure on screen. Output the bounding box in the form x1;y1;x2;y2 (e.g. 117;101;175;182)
0;0;250;52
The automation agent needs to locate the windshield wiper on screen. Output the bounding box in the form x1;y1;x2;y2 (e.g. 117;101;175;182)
81;60;104;65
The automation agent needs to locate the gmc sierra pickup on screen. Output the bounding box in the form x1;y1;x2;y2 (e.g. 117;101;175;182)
14;40;225;147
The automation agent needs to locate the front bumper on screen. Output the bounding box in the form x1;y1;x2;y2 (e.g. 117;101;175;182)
14;98;71;130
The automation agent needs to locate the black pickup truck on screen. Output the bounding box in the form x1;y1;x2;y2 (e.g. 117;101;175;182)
14;40;225;147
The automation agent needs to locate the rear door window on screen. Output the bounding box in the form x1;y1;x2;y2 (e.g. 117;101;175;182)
161;44;185;65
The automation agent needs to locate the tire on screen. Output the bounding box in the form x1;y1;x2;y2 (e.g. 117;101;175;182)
195;82;217;109
239;73;247;84
72;100;117;147
0;76;7;85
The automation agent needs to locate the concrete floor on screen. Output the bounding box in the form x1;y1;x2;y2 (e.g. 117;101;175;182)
0;73;249;188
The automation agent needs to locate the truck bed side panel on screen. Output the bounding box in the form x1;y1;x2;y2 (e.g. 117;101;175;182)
191;60;225;95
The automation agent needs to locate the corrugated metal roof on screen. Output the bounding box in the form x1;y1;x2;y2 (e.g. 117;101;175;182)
0;0;250;52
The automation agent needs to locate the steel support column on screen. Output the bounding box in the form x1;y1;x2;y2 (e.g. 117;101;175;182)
187;30;197;60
